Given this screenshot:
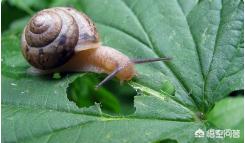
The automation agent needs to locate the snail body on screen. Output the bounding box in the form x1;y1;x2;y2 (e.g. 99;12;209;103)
32;45;136;81
21;7;170;88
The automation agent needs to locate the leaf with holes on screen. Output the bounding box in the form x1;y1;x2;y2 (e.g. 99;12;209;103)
2;0;243;143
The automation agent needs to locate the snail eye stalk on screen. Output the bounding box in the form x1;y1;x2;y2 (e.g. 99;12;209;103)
95;66;124;90
132;57;172;64
95;57;172;89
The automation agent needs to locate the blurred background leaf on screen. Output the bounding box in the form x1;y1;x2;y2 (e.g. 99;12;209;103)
67;73;136;115
208;97;244;143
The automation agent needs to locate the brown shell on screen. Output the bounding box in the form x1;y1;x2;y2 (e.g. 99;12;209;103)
21;7;99;70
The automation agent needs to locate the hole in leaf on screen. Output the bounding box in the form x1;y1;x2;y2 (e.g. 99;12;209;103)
160;80;175;96
67;73;137;115
155;139;178;143
229;90;244;97
52;72;61;79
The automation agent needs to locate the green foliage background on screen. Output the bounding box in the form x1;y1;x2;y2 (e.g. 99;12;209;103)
1;0;244;143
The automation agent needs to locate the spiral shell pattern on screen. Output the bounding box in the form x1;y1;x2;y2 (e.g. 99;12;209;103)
21;7;99;69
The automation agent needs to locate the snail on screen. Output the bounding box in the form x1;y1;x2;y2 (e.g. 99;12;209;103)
21;7;171;89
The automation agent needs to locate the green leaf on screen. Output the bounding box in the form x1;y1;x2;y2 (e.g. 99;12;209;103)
8;17;30;33
2;0;243;143
187;0;244;111
207;97;244;143
8;0;50;14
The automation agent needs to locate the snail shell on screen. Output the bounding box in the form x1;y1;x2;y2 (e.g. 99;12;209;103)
21;7;99;70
